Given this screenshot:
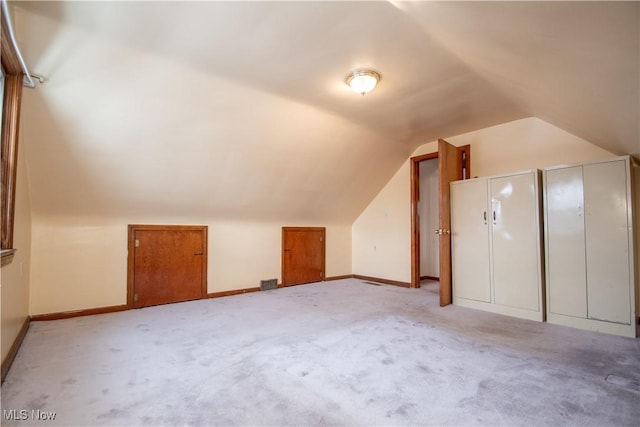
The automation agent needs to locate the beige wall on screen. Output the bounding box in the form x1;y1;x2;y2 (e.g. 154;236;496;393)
352;162;412;283
29;218;351;315
1;131;32;362
18;7;409;228
20;116;623;315
352;117;615;283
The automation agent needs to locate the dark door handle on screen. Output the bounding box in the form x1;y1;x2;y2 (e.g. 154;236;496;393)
284;249;292;252
194;252;204;256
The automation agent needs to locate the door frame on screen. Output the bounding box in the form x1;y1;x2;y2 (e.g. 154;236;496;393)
127;224;208;307
410;143;471;294
410;152;439;288
281;226;326;286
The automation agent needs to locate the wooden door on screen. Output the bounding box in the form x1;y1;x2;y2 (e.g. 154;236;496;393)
410;144;469;291
282;227;325;286
438;138;463;306
128;225;207;308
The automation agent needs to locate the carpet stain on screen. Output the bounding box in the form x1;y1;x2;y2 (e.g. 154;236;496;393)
415;364;434;374
140;415;155;424
62;378;77;385
395;403;415;416
605;373;640;391
26;394;49;410
560;400;585;415
127;373;149;387
376;344;389;354
199;358;213;367
386;403;415;418
478;378;494;391
98;408;130;420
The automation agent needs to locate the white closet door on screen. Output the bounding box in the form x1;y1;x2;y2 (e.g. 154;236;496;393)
584;161;631;324
451;179;491;302
491;173;539;311
545;166;587;318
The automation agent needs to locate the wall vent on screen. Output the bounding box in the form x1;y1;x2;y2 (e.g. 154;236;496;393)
260;279;278;291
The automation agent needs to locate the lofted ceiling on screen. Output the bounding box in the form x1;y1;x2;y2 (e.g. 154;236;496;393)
11;1;639;223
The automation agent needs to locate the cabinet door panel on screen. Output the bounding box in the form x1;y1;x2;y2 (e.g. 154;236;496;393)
545;167;587;318
451;179;491;302
584;161;631;324
491;173;540;311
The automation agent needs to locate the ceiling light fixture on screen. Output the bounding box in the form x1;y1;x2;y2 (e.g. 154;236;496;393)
346;69;380;95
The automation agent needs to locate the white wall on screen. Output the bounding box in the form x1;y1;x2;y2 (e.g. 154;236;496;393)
419;159;439;278
352;117;615;283
28;217;351;315
1;131;32;362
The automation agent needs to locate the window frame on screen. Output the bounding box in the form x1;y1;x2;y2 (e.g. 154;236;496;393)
1;5;25;266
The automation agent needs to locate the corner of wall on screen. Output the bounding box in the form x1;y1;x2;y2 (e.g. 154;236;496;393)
350;117;620;287
1;128;33;363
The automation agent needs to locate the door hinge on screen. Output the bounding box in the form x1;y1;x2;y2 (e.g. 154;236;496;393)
320;272;323;278
320;236;323;242
134;239;140;248
133;293;139;302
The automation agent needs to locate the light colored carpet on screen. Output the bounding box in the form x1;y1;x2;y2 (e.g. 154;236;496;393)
1;279;639;426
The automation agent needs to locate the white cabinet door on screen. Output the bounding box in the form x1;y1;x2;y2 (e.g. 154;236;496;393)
583;161;631;324
451;179;491;302
545;166;587;318
491;173;540;311
451;170;543;321
544;156;636;337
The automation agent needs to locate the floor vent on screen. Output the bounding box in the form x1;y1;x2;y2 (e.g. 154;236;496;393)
260;279;278;291
363;281;383;286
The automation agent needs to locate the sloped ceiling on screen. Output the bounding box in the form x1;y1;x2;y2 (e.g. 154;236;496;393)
12;1;639;223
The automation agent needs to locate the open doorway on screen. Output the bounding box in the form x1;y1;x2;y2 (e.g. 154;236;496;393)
410;140;470;306
418;157;440;282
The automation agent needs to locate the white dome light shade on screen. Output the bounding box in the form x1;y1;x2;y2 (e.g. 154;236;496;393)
346;69;380;95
